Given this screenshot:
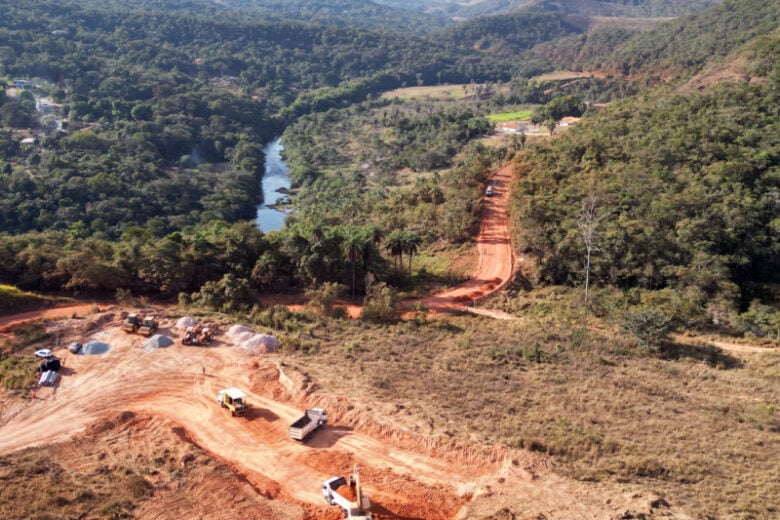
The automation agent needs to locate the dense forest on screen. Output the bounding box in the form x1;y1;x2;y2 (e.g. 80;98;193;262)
0;0;779;328
511;74;780;332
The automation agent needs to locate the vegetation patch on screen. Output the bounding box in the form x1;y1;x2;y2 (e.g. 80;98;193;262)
0;285;67;314
487;110;533;122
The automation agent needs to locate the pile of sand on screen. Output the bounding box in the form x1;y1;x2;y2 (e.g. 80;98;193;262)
225;325;280;354
226;324;253;340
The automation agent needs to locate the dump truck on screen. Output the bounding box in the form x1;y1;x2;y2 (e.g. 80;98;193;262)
322;465;372;519
123;314;158;336
217;388;248;416
182;325;213;346
289;408;327;441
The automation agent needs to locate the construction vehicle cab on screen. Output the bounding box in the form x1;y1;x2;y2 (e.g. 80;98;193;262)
138;317;158;336
122;313;141;333
217;388;247;416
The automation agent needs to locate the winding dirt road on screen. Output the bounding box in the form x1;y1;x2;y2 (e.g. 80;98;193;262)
418;163;515;313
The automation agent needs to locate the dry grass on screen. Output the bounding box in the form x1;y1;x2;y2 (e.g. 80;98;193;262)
285;309;780;518
381;84;476;101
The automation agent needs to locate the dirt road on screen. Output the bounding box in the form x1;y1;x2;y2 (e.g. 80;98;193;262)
417;163;515;313
0;316;658;519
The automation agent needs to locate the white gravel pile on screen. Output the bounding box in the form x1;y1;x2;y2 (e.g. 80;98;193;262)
242;334;281;354
143;334;174;351
175;316;196;330
80;341;110;355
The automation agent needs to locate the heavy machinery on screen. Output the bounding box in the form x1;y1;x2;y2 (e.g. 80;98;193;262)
289;408;327;441
217;388;248;416
122;313;159;337
182;325;213;346
322;465;372;519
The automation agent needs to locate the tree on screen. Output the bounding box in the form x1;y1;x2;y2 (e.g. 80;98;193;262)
342;227;369;297
621;307;677;351
360;282;400;323
385;230;405;269
402;231;422;273
576;197;610;317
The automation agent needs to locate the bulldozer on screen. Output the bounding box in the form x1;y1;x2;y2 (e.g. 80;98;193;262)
217;388;247;416
182;325;213;346
122;313;159;337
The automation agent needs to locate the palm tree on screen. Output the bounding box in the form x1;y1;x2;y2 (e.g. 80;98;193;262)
384;230;405;270
402;231;422;274
342;227;368;297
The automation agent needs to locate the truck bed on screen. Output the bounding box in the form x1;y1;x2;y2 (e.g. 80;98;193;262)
290;415;312;429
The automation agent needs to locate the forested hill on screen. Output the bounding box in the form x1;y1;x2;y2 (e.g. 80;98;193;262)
434;10;584;56
605;0;780;75
72;0;453;36
445;0;720;18
0;0;518;240
511;65;780;319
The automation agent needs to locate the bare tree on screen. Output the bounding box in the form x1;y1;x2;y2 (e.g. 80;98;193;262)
576;196;610;317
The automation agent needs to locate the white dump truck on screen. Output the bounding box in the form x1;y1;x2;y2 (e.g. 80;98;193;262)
288;407;327;441
322;465;372;519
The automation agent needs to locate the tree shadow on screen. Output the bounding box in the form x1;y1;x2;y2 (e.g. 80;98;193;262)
663;342;743;369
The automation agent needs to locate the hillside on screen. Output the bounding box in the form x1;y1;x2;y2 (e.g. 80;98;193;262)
605;0;780;75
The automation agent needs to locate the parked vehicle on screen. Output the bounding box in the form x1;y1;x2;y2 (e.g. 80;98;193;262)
182;325;213;346
122;314;159;337
217;388;248;416
289;408;327;441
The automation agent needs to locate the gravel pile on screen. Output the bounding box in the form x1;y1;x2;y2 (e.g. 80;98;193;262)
80;341;110;355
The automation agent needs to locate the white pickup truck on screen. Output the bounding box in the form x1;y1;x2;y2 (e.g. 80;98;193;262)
288;408;327;441
322;465;372;519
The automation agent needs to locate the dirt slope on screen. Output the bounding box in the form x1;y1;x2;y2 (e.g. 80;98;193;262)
0;316;670;519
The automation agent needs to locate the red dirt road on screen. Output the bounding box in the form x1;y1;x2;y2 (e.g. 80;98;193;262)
417;163;515;313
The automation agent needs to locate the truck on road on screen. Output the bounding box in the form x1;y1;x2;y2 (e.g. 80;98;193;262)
322;465;372;519
289;408;327;441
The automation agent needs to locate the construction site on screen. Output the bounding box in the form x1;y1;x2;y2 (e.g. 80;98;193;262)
0;307;677;520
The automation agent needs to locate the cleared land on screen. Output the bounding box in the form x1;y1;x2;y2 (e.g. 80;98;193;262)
0;313;668;519
381;84;479;101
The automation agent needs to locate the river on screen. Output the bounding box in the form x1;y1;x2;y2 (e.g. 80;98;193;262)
255;138;291;233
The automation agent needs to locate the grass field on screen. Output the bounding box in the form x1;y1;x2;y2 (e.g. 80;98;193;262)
487;110;533;122
381;84;474;101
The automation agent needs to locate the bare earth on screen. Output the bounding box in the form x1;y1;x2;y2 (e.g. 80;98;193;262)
0;314;677;519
